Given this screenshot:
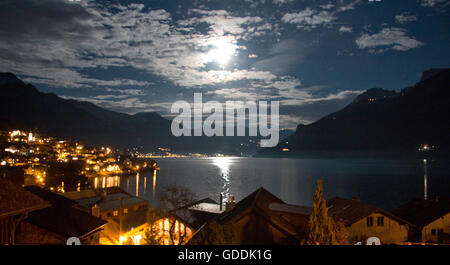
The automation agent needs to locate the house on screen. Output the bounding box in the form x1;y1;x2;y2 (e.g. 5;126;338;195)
17;186;107;245
0;179;50;245
153;198;224;245
392;198;450;244
62;187;149;245
190;187;312;245
326;197;413;244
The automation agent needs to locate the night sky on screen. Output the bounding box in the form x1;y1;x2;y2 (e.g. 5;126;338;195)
0;0;449;129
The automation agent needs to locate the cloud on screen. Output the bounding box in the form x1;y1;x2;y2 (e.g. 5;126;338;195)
0;1;280;89
281;8;337;30
273;0;294;5
355;27;423;53
419;0;450;7
61;95;155;114
280;1;362;31
339;26;353;33
278;89;363;127
395;13;417;24
253;39;311;74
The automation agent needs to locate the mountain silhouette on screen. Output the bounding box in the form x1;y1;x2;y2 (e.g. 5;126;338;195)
0;73;260;154
256;68;450;158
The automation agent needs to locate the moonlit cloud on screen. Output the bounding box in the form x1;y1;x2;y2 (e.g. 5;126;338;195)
339;26;353;33
395;13;417;24
356;28;424;53
419;0;450;7
0;0;446;129
282;8;337;30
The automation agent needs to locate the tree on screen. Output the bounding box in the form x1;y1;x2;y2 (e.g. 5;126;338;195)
144;209;163;245
331;218;349;245
188;220;237;245
306;178;348;245
156;184;196;245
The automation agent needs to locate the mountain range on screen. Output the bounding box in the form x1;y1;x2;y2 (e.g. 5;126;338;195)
256;68;450;158
0;72;277;155
1;69;449;158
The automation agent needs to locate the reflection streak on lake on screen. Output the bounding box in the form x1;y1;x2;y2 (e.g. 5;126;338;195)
111;157;449;210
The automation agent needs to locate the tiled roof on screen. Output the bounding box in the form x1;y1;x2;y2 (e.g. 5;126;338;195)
62;187;148;213
219;187;286;223
170;198;222;230
0;179;50;218
24;186;107;238
190;187;311;244
392;198;450;227
327;197;412;226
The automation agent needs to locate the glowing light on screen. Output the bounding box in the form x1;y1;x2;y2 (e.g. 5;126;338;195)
212;157;233;201
132;234;142;245
136;173;139;197
152;169;157;199
203;37;237;67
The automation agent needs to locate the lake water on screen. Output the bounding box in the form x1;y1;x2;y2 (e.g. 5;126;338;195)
109;157;449;211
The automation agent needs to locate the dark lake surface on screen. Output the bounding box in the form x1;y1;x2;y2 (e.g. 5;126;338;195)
111;157;449;210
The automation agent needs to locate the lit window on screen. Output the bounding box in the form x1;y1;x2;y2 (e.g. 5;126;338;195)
113;210;118;216
164;219;169;232
123;208;128;214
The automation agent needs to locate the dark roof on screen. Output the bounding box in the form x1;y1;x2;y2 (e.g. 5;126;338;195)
25;186;77;208
24;186;107;238
170;198;221;230
191;187;311;244
327;197;412;226
62;187;148;213
391;198;450;227
218;187;307;237
220;187;286;222
0;179;50;218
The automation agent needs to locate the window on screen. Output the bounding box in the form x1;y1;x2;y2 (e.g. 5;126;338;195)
113;210;118;216
377;216;384;226
366;216;373;227
123;208;128;214
431;229;436;235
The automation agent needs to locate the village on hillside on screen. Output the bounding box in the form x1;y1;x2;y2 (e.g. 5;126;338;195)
1;131;449;245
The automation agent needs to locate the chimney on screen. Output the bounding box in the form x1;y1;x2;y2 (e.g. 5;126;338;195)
225;196;236;212
92;204;100;217
219;194;223;211
352;196;360;202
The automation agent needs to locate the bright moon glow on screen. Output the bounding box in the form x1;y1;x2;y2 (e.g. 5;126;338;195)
203;38;237;67
212;157;233;200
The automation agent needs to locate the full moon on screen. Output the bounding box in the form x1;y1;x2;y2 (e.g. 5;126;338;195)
203;38;237;67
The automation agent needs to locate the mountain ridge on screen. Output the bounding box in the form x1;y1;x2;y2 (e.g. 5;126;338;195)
0;74;262;154
256;68;450;158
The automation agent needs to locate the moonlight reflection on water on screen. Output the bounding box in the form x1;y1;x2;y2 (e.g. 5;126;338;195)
212;157;233;201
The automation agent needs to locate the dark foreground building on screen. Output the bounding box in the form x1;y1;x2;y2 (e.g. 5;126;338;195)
392;198;450;244
18;186;107;245
190;187;312;245
0;179;50;245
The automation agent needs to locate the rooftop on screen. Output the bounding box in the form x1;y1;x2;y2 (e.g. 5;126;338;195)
170;198;222;230
62;187;148;213
24;186;107;238
0;179;50;218
327;197;412;226
392;198;450;227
